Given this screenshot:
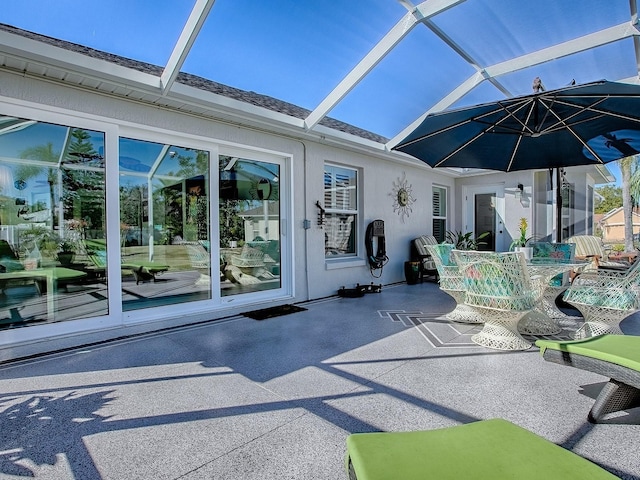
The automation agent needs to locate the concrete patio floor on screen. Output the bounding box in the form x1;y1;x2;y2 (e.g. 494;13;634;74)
1;281;639;479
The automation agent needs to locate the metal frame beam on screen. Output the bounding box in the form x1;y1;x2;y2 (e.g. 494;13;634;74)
304;0;465;131
160;0;216;95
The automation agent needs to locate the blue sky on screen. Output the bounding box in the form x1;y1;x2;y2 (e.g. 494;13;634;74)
1;0;631;186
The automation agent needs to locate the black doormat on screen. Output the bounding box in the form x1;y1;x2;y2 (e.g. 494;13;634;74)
244;304;307;320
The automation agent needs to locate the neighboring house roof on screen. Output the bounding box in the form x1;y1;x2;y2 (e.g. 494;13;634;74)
601;207;640;222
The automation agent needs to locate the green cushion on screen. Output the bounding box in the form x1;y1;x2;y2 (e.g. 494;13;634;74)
345;419;615;480
536;335;640;372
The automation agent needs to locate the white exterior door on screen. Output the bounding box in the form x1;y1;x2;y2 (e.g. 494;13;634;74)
463;185;506;252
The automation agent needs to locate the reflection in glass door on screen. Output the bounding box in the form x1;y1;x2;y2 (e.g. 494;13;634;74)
219;155;280;296
119;138;211;311
0;115;107;329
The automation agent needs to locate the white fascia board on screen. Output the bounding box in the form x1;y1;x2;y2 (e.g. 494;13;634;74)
486;22;638;78
304;0;466;131
0;30;161;91
161;0;215;95
170;84;423;165
167;82;306;129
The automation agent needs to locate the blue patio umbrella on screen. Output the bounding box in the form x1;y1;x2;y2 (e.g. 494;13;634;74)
393;80;640;241
393;80;640;172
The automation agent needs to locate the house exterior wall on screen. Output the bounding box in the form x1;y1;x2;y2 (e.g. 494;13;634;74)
600;209;640;242
0;70;456;359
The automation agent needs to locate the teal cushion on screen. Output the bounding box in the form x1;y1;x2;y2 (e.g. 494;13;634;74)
0;258;24;273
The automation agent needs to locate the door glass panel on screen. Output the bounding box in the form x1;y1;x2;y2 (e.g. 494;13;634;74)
0;115;107;329
119;138;211;310
475;193;495;251
219;156;280;296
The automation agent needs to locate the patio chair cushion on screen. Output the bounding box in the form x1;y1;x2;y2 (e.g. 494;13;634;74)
536;335;640;422
537;335;640;374
566;235;628;271
345;418;616;479
412;235;437;269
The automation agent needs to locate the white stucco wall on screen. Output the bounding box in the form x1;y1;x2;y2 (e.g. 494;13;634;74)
0;69;456;358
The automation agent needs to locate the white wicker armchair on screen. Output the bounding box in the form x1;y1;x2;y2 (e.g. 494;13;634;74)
454;250;536;351
426;244;482;324
562;259;640;338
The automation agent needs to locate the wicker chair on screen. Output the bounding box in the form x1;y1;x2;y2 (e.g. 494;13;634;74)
454;250;536;350
562;259;640;338
426;244;482;324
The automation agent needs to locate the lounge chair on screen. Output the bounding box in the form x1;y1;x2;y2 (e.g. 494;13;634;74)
426;243;482;323
345;418;617;479
566;235;629;272
83;240;169;285
453;250;536;350
536;335;640;423
411;235;438;282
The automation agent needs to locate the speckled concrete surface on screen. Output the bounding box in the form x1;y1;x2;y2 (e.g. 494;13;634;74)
0;282;639;479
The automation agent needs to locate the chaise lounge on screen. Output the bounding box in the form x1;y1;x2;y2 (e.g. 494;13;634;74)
345;418;617;479
536;335;640;423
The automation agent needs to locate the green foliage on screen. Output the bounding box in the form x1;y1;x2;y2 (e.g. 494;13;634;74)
445;230;490;250
595;185;622;214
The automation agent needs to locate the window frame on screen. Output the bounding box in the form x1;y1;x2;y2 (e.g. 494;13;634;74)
432;185;448;243
323;162;359;260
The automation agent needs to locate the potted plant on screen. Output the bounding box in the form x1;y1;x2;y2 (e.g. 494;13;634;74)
510;217;533;260
57;240;76;266
445;230;490;250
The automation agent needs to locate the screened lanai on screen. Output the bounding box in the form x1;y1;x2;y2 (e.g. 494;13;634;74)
0;1;637;354
2;0;639;153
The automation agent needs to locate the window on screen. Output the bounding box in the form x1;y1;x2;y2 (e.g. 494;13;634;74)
324;164;357;256
432;186;447;243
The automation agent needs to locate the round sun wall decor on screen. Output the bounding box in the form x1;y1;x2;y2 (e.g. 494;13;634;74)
389;172;415;222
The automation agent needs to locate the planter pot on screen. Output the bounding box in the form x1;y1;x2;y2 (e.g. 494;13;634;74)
404;261;421;285
58;252;75;265
514;246;533;261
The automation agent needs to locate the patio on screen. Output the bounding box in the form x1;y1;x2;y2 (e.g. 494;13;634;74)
1;281;639;479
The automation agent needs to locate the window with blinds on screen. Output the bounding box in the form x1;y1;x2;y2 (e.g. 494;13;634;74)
433;186;447;243
324;164;357;256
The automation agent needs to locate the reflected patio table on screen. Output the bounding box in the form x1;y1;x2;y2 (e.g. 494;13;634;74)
519;259;588;335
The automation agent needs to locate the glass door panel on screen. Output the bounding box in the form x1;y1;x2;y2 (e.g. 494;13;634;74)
119;138;211;311
0;115;108;329
219;156;280;296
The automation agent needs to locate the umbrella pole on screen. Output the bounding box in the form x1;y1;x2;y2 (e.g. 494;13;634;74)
555;168;562;243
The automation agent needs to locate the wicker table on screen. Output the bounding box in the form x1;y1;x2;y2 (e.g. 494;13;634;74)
520;259;587;335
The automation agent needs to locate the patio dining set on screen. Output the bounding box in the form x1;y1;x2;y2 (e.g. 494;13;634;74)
423;237;640;352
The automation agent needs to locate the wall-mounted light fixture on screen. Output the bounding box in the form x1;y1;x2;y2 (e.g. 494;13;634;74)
515;183;524;200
